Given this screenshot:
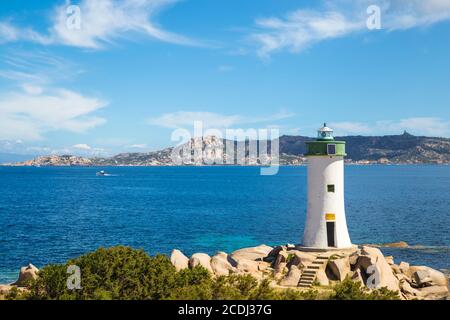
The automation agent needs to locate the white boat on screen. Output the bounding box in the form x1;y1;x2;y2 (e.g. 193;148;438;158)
96;170;106;176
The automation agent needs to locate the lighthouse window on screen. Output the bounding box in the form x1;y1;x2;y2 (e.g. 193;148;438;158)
327;184;335;193
327;144;336;155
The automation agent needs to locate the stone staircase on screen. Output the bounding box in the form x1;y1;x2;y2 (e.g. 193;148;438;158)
298;255;329;288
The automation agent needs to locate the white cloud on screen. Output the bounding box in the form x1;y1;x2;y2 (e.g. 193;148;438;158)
148;111;242;129
250;0;450;57
330;117;450;137
0;141;107;157
72;143;92;150
0;22;52;45
376;117;450;137
252;10;362;58
0;87;107;141
0;0;199;49
22;84;44;95
329;121;373;135
128;144;148;149
382;0;450;29
147;110;295;129
0;50;82;85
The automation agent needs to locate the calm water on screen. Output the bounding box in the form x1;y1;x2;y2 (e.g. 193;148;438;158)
0;165;449;283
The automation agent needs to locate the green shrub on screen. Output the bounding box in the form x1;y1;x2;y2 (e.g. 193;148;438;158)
11;246;399;301
286;253;295;264
26;246;182;300
330;277;399;300
15;246;285;300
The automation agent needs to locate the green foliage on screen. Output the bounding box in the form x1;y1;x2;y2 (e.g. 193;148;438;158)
330;277;400;300
5;287;21;300
10;246;399;301
286;253;295;264
312;278;321;286
25;246;182;300
168;274;280;300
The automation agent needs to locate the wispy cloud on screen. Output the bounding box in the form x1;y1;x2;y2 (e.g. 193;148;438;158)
147;110;295;129
0;87;107;141
0;0;200;49
250;0;450;58
0;49;107;142
72;143;93;150
0;22;52;45
0;50;82;85
127;144;149;149
252;9;362;58
0;140;110;157
382;0;450;29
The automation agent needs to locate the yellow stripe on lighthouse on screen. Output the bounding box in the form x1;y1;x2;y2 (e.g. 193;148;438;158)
325;213;335;221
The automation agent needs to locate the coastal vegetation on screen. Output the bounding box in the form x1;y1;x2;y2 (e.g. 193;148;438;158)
4;246;401;300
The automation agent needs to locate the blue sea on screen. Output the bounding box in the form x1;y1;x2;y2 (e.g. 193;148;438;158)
0;165;449;283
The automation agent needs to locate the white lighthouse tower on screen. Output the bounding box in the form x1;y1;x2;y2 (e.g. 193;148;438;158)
302;124;352;249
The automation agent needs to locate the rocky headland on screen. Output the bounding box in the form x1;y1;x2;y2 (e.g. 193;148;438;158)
3;244;448;300
4;132;450;166
168;244;449;300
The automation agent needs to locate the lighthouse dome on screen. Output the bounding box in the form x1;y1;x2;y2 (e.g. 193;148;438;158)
317;123;334;141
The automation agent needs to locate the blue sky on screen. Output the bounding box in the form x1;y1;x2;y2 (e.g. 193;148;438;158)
0;0;449;156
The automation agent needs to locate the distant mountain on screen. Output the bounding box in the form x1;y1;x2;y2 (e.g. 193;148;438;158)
278;132;450;163
5;132;450;166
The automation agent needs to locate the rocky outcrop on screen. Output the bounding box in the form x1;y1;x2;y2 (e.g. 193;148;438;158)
230;245;273;262
287;250;315;269
12;155;93;167
170;249;189;272
235;259;269;280
417;285;449;300
328;257;351;281
409;266;448;287
379;241;409;248
316;269;330;286
279;265;301;287
351;269;364;285
189;253;214;273
166;243;448;300
398;261;410;274
0;284;14;295
355;246;400;292
210;252;236;276
14;263;39;287
385;256;394;265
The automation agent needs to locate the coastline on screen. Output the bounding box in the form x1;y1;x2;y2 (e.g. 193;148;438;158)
1;243;448;300
1;162;449;167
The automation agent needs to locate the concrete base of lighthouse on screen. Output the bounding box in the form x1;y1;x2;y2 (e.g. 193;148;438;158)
294;244;358;253
302;155;352;249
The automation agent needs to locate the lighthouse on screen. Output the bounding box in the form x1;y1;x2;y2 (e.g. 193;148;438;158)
302;124;352;249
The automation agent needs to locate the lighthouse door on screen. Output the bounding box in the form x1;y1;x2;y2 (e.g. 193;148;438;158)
326;222;336;247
